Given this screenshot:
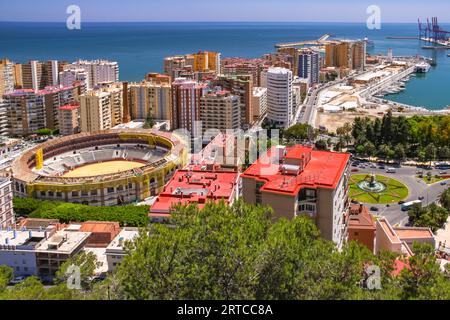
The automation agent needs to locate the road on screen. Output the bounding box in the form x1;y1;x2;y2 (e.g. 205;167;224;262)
353;162;449;226
293;70;369;127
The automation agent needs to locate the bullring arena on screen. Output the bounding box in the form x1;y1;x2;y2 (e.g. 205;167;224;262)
11;129;188;206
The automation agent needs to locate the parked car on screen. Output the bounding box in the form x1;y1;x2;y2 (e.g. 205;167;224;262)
379;165;385;170
370;164;377;169
9;276;26;285
418;196;425;200
439;171;447;175
351;169;359;173
370;207;379;212
441;181;447;186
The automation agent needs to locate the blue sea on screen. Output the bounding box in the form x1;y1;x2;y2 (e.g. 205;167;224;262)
0;22;449;109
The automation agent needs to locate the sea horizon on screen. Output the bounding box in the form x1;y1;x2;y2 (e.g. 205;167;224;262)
0;21;449;109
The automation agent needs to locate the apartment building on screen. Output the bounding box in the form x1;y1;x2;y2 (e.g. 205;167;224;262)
192;51;221;74
129;80;171;121
0;59;15;98
200;90;240;133
252;87;267;123
376;217;435;256
72;60;119;89
221;57;268;87
58;104;80;136
99;82;124;127
59;66;90;89
0;229;44;277
150;166;240;222
297;49;320;85
212;75;253;129
20;60;66;91
164;55;190;79
105;227;139;272
242;144;351;249
42;86;76;131
266;67;293;128
325;40;366;71
3;89;46;136
171;78;207;137
0;178;14;228
34;228;91;279
0;102;8;136
79;90;112;132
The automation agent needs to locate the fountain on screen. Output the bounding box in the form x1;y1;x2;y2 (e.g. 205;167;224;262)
357;173;386;193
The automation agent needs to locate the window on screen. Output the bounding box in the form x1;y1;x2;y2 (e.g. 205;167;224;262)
107;187;115;194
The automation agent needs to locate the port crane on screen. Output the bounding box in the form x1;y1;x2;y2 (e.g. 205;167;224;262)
418;17;450;42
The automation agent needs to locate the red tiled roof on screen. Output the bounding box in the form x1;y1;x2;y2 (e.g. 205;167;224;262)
58;104;80;111
242;145;350;196
150;168;239;215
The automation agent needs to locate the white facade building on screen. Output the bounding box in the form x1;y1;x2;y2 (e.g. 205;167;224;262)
251;87;267;123
59;66;90;89
266;67;293;128
72;60;119;89
0;229;45;277
105;227;139;272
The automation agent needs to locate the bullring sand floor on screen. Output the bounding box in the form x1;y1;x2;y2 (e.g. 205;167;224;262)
62;160;144;177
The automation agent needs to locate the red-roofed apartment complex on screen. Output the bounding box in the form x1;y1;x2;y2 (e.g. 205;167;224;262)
149;165;240;222
242;145;351;248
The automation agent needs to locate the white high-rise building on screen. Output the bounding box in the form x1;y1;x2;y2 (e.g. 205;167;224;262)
59;66;90;89
72;60;119;89
266;67;293;128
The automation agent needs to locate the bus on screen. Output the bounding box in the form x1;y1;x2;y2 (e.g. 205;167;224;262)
401;200;422;211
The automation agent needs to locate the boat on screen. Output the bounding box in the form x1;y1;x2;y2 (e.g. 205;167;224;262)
415;61;431;73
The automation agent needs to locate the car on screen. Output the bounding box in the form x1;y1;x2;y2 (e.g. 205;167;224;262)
379;166;385;170
398;200;405;205
441;181;448;186
386;168;396;173
351;199;359;204
416;171;423;175
418;196;425;200
9;276;26;285
370;207;379;212
370;164;377;169
439;171;447;175
351;169;359;173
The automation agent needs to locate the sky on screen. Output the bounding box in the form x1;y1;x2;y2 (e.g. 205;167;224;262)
0;0;449;23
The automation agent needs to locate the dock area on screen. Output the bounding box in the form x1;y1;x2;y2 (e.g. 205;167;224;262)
275;34;332;48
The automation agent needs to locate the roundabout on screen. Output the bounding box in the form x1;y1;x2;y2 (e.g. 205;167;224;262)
349;174;409;204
